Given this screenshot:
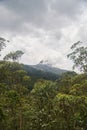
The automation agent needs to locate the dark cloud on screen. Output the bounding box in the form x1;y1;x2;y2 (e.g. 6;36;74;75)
1;0;47;27
0;0;86;32
0;0;86;34
51;0;87;19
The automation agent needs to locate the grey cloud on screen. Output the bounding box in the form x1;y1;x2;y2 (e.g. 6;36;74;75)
0;0;86;33
0;0;49;35
77;25;87;44
51;0;87;19
1;0;47;26
0;4;23;33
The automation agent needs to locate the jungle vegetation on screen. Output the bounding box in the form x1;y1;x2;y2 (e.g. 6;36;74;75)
0;38;87;130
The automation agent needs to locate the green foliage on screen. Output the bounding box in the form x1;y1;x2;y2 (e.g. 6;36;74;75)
0;61;87;130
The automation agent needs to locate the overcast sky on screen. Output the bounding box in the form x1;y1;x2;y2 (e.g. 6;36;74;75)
0;0;87;70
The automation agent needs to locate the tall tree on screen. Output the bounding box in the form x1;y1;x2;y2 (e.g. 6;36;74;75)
67;41;87;72
4;50;24;62
0;37;8;56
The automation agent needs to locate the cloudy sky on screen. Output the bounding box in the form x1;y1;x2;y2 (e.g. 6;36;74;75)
0;0;87;70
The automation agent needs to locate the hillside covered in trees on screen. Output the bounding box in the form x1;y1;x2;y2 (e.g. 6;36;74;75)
0;37;87;130
23;63;68;81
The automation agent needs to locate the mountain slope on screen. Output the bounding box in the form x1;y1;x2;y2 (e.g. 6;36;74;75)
32;64;67;75
23;63;68;80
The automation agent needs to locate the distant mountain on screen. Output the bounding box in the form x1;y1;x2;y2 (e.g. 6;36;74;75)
31;63;67;75
23;63;68;80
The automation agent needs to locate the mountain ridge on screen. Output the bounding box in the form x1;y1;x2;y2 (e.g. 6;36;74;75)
29;63;67;75
23;63;68;80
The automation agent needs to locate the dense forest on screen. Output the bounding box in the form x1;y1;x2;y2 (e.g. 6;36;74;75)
0;38;87;130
